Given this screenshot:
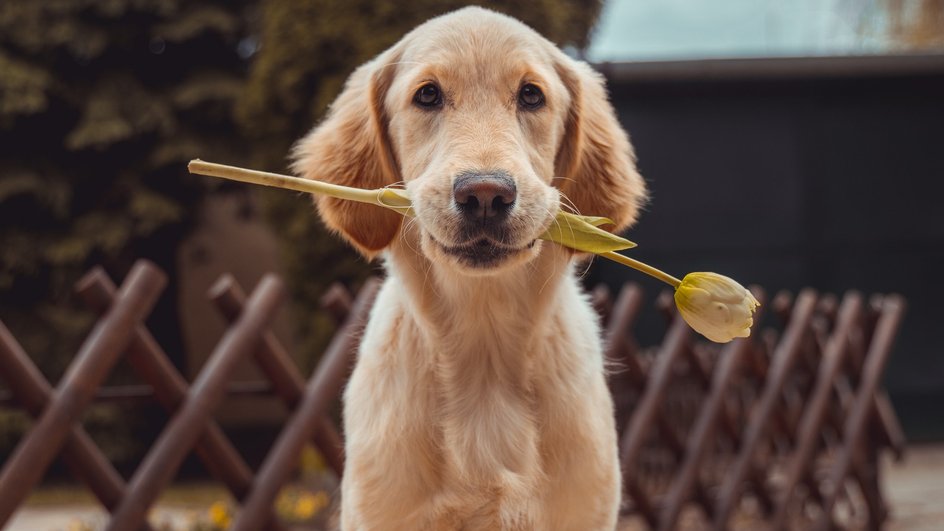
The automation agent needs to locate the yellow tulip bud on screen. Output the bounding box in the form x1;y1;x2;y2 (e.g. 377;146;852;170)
674;272;759;343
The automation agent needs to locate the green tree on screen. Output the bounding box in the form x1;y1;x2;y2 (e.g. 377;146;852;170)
0;0;255;375
237;0;604;366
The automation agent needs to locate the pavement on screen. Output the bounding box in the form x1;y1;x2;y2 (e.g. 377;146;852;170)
8;506;198;530
7;444;944;530
884;444;944;531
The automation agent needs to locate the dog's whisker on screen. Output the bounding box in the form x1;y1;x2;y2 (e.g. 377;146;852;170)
551;175;577;184
557;190;582;217
401;218;426;258
576;252;595;280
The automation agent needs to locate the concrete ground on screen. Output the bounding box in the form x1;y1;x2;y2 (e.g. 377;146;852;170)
7;482;232;531
883;444;944;531
8;445;944;530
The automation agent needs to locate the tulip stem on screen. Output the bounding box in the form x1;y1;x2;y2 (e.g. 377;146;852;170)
188;159;684;288
188;159;383;205
599;251;682;288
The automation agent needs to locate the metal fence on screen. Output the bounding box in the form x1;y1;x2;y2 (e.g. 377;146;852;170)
0;259;905;530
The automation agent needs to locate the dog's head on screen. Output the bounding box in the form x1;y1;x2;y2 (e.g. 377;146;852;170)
293;7;646;274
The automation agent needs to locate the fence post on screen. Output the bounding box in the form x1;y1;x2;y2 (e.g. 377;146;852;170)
657;288;766;531
813;295;906;531
0;322;154;531
0;261;166;527
76;268;286;530
231;278;380;531
105;275;285;531
619;315;692;527
209;274;346;477
771;293;862;529
713;289;818;530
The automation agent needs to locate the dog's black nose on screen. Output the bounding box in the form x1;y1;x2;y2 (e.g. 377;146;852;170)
453;172;517;221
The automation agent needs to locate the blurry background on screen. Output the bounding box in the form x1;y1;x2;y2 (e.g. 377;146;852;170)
0;0;941;475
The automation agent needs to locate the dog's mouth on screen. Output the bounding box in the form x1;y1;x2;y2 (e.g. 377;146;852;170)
432;236;537;268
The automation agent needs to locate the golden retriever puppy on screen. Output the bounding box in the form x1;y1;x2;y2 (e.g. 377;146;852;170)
293;7;646;530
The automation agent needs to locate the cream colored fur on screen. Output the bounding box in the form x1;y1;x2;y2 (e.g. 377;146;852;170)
293;7;646;530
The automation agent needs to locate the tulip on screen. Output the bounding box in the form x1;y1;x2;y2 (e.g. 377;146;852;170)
188;160;758;342
673;272;760;343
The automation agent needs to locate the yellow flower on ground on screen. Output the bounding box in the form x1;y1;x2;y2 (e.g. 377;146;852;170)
208;501;231;530
299;444;327;476
674;272;759;343
294;491;329;520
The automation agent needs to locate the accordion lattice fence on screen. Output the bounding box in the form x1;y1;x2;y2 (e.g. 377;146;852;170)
0;260;905;530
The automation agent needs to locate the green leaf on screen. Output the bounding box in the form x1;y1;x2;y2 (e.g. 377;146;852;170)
540;211;637;253
581;215;616;228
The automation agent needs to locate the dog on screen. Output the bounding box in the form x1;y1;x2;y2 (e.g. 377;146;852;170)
292;7;646;530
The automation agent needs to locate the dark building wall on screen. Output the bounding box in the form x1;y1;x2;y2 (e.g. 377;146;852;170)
593;56;944;440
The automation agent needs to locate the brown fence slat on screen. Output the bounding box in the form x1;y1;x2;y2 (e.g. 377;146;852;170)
0;322;154;531
0;260;166;527
604;283;646;379
771;292;863;529
0;380;275;407
231;278;380;531
0;381;274;406
619;315;692;527
209;274;346;477
321;282;354;324
76;267;285;531
590;284;613;320
105;274;285;531
712;288;818;529
755;291;828;507
658;343;745;531
657;288;766;531
603;284;647;440
874;393;906;459
813;295;906;531
847;296;908;461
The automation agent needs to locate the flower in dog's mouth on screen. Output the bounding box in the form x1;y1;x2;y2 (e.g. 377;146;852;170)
188;160;758;343
674;273;759;343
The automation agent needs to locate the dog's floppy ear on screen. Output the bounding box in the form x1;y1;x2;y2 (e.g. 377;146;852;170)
554;57;647;232
292;51;402;258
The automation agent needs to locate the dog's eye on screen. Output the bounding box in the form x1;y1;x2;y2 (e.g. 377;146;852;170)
518;83;545;110
413;83;443;109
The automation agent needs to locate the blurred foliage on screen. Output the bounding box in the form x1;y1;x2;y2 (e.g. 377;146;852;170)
238;0;603;363
884;0;944;47
0;0;255;376
0;402;151;474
